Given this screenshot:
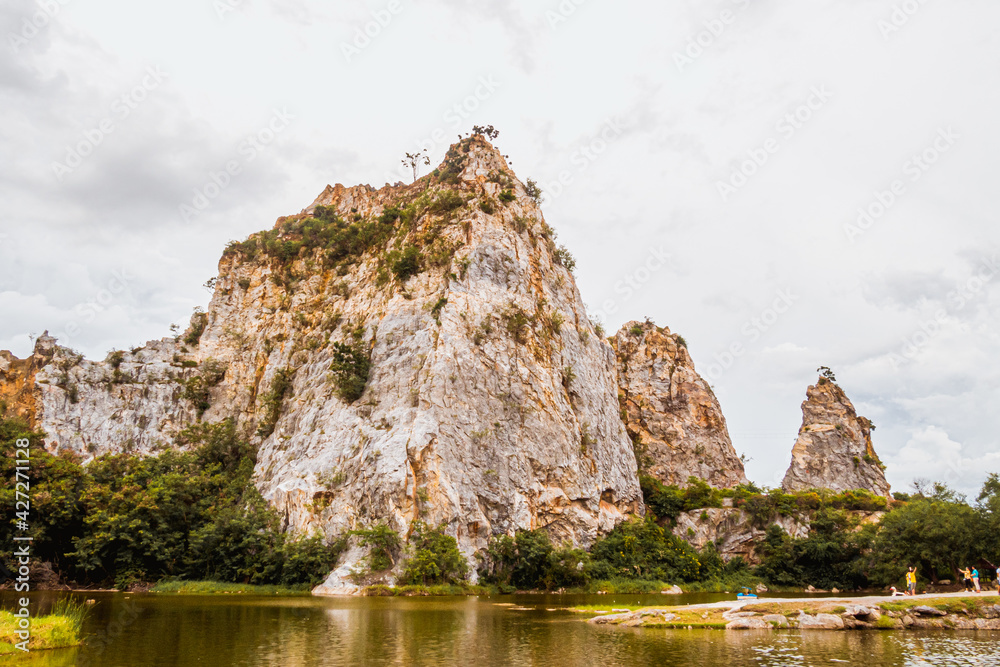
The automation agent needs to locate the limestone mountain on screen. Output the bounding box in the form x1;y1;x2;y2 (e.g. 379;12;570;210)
781;376;890;497
611;320;747;488
1;136;644;588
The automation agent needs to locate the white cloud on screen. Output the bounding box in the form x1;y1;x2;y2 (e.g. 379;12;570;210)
886;426;1000;497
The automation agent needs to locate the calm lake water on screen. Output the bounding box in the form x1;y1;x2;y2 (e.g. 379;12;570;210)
4;591;1000;666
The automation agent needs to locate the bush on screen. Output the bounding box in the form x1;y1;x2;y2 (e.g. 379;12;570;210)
553;246;576;272
185;310;209;346
501;304;535;344
477;529;587;591
400;523;469;585
390;245;423;282
352;523;401;572
223;205;400;279
499;190;516;203
107;350;125;369
427;191;464;215
590;516;702;583
640;475;723;522
329;341;370;403
256;368;294;437
524;179;543;205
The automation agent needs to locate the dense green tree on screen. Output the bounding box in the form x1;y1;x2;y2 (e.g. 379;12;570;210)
477;529;588;591
399;523;468;586
0;415;338;589
0;417;86;573
589;516;702;582
875;485;977;583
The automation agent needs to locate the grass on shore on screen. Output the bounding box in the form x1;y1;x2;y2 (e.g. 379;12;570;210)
361;584;491;597
150;580;314;596
0;598;89;654
581;577;799;596
576;594;1000;631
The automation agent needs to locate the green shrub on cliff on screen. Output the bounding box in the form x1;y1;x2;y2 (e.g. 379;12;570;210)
329;341;371;403
388;245;424;282
256;368;294;437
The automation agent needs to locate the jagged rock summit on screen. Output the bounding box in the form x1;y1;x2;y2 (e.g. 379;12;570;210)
781;376;889;497
611;321;746;488
1;135;644;590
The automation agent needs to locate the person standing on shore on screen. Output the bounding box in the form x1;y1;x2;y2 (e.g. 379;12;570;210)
906;567;917;596
973;567;981;592
961;567;973;592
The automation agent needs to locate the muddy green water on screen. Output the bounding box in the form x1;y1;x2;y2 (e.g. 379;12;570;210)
4;591;1000;666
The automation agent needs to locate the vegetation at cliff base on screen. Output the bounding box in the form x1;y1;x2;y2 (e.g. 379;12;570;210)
150;580;313;595
6;403;1000;596
0;415;341;590
400;522;469;586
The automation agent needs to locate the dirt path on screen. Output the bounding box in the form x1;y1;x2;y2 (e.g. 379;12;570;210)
690;589;1000;611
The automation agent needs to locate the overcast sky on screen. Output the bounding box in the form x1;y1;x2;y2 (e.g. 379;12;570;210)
2;0;998;496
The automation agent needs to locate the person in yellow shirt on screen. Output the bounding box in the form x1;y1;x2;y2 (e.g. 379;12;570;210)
906;567;917;595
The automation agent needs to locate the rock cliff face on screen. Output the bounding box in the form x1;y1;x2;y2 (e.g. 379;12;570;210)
612;321;746;488
672;506;885;564
1;136;643;587
672;507;808;563
781;377;890;496
0;334;55;426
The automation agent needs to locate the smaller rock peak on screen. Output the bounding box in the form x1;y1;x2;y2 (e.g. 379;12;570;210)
782;372;890;497
616;319;671;339
613;320;690;360
612;319;746;489
33;331;58;360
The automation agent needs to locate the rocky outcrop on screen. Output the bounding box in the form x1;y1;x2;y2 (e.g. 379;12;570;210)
612;321;746;488
1;136;644;586
672;505;884;564
9;334;207;458
0;333;57;426
781;377;889;496
672;507;809;563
